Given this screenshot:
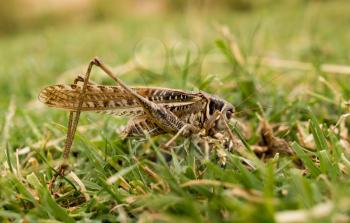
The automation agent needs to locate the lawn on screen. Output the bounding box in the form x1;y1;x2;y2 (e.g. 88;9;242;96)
1;1;350;222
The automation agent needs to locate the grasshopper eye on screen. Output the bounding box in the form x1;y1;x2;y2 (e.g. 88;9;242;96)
225;109;233;120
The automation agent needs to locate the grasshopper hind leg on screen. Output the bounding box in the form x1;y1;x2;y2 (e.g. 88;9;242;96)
92;57;200;137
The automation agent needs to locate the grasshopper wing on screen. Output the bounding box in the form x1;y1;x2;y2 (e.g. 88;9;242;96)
39;84;203;118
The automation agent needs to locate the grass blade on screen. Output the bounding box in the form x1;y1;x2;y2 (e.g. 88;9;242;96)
292;142;321;177
0;97;15;166
309;114;328;151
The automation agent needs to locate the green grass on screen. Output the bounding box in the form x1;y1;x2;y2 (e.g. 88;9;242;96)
1;1;350;222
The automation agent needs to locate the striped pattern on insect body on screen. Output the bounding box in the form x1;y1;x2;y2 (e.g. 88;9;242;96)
39;83;235;139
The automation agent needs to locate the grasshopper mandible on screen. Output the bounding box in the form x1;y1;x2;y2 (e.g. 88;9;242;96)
39;58;235;186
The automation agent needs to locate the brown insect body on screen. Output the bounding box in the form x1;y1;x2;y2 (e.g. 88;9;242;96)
39;83;234;138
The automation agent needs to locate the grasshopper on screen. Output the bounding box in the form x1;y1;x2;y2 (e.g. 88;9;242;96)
39;58;235;187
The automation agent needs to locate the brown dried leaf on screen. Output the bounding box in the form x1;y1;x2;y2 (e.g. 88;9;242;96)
256;116;294;157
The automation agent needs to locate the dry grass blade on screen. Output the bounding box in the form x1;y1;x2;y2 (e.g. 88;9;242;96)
249;57;350;75
68;171;90;201
214;24;350;75
1;96;16;167
275;201;336;223
214;23;246;65
137;213;173;223
141;165;169;192
255;115;294;157
181;179;261;202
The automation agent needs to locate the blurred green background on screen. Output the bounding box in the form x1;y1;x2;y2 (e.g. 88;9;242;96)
1;0;350;109
1;0;350;222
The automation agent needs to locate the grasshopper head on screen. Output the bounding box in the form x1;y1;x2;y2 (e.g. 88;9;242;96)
207;95;234;118
205;94;234;132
